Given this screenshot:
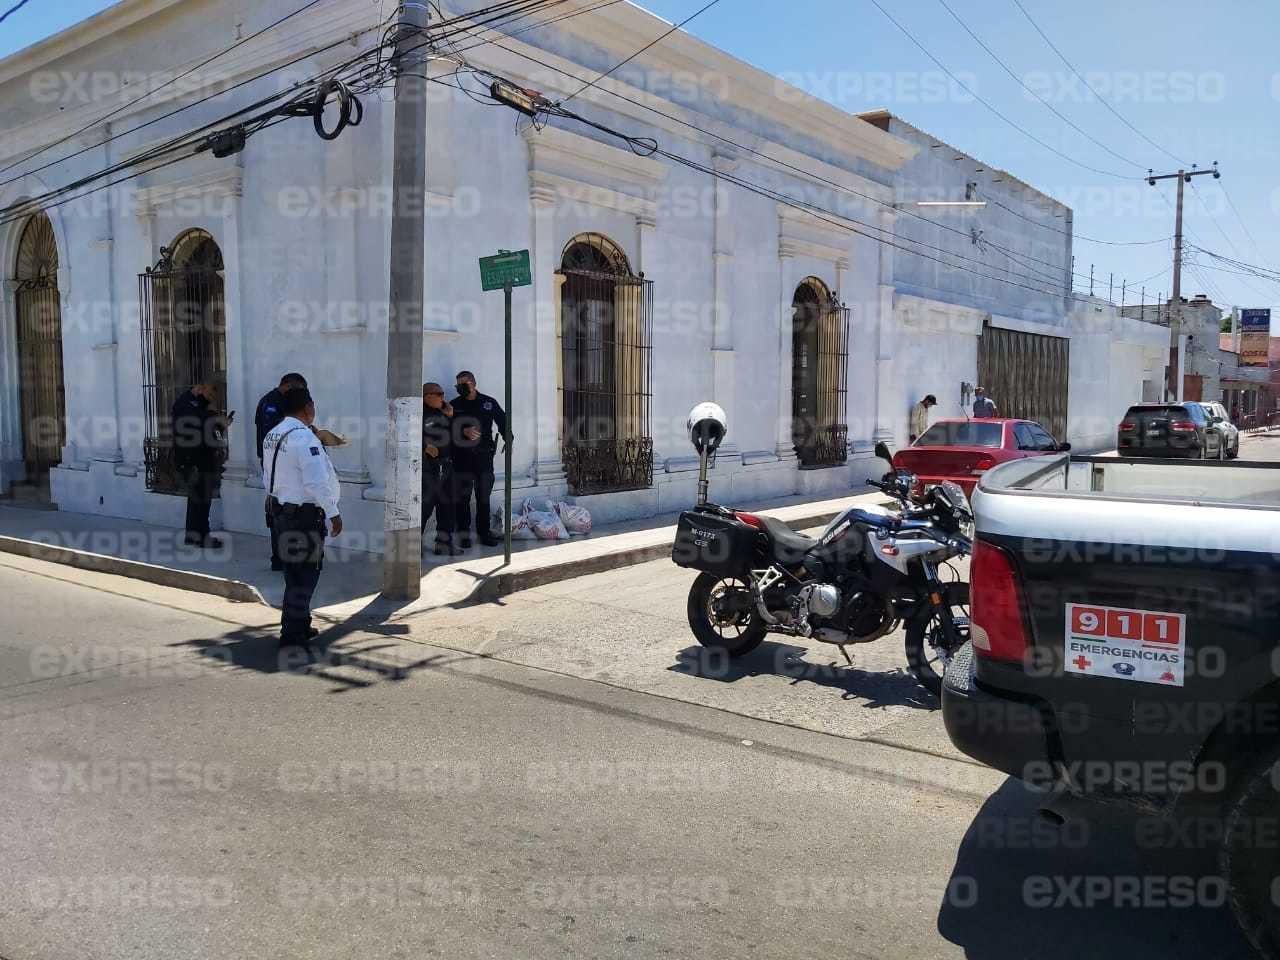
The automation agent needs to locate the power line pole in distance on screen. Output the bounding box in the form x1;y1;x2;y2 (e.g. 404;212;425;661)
382;1;430;600
1148;162;1220;401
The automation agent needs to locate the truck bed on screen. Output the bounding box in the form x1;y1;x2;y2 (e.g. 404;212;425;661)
983;453;1280;507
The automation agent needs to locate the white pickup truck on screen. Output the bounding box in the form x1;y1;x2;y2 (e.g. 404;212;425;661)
942;454;1280;957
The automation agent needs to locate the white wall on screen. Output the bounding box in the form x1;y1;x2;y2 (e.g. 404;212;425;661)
892;293;982;445
1;0;921;540
1067;301;1169;451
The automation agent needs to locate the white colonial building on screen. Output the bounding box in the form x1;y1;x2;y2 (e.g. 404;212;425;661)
0;0;1165;543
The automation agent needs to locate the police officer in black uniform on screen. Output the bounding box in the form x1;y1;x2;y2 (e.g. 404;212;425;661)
172;374;232;548
255;373;308;570
450;370;506;548
422;382;460;556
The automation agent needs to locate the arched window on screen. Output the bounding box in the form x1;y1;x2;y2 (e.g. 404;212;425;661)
139;229;228;493
791;277;849;467
13;211;65;483
558;233;653;494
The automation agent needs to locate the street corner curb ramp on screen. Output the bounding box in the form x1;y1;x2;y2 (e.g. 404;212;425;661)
0;534;266;605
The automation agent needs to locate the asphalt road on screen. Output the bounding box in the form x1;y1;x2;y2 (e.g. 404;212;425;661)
0;540;1257;959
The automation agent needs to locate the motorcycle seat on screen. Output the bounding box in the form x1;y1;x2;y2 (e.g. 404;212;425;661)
758;516;815;563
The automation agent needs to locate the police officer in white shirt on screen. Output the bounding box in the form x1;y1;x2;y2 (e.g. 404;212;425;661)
261;388;342;648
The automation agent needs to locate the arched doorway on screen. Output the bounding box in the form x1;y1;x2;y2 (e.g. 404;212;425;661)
791;277;849;467
139;229;227;493
558;233;654;494
13;211;65;485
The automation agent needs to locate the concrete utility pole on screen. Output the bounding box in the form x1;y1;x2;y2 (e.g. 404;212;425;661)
382;1;430;600
1148;162;1220;401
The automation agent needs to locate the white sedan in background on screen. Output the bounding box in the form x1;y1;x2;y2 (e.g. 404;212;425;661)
1199;401;1240;459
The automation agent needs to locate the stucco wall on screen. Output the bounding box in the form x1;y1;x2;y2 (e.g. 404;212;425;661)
2;0;920;541
881;117;1072;329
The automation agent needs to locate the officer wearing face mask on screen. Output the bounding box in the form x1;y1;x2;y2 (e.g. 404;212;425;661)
450;370;506;548
422;382;459;556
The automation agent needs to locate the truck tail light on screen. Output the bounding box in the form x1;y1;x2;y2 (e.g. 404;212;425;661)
970;540;1030;664
1118;421;1136;432
1170;420;1196;432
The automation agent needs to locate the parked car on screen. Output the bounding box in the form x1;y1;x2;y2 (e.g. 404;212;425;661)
942;453;1280;957
1116;402;1226;459
1201;400;1241;459
891;418;1070;498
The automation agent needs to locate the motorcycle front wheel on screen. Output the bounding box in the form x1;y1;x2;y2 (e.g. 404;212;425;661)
904;582;970;697
686;571;767;657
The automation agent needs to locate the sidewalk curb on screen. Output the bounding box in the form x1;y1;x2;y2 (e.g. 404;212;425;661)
0;535;267;604
467;508;848;604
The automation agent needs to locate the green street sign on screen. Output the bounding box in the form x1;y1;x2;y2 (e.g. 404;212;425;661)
479;249;531;291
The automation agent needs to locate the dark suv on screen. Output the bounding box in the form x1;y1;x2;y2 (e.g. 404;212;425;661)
1117;402;1224;459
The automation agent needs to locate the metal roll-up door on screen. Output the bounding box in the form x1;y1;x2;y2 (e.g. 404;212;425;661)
977;323;1069;440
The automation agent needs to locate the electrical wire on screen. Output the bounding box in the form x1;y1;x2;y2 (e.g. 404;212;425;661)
425;10;1175;305
934;0;1145;172
557;0;723;105
435;19;1178;303
1;0;1171;309
1217;182;1263;255
432;2;1173;258
1189;180;1246;261
0;0;557;193
539;98;1102;303
1008;0;1186;168
863;0;1133;180
396;2;1183;304
1188;245;1280;283
0;0;333;183
0;0;572;227
0;15;397;193
0;0;33;26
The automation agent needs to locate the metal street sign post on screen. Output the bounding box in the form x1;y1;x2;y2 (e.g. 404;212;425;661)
478;249;531;565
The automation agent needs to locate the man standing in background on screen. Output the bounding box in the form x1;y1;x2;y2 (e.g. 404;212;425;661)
172;374;231;548
422;382;459;556
256;373;308;570
910;394;936;443
972;386;998;418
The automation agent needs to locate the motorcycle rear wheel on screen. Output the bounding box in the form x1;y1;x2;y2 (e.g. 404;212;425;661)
904;582;970;697
687;571;766;657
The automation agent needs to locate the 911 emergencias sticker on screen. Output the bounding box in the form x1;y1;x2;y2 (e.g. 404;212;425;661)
1064;603;1186;687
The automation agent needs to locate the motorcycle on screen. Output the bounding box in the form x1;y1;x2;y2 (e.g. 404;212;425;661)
672;435;972;696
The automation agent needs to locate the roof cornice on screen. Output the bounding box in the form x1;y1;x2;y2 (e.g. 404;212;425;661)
0;0;188;87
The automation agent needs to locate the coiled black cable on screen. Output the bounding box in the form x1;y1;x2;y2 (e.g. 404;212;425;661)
312;79;362;140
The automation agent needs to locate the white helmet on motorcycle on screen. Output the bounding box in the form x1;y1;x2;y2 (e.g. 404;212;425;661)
687;401;727;455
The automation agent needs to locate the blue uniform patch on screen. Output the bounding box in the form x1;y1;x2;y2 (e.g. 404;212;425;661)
310;447;321;456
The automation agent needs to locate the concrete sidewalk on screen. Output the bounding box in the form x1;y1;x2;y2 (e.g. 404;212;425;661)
0;487;888;619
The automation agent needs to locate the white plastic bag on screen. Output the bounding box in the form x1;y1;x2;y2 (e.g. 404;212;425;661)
524;497;569;540
555;501;592;536
493;499;537;540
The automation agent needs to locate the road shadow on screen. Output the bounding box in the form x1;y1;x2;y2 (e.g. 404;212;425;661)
173;594;440;691
669;640;937;711
937;778;1254;959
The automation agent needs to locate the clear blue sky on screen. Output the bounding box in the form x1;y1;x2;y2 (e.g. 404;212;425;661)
3;0;1277;313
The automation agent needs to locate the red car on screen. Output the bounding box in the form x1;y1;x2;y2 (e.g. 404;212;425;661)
891;418;1070;498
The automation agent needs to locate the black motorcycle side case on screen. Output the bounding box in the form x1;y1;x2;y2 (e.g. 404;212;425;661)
671;508;759;576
